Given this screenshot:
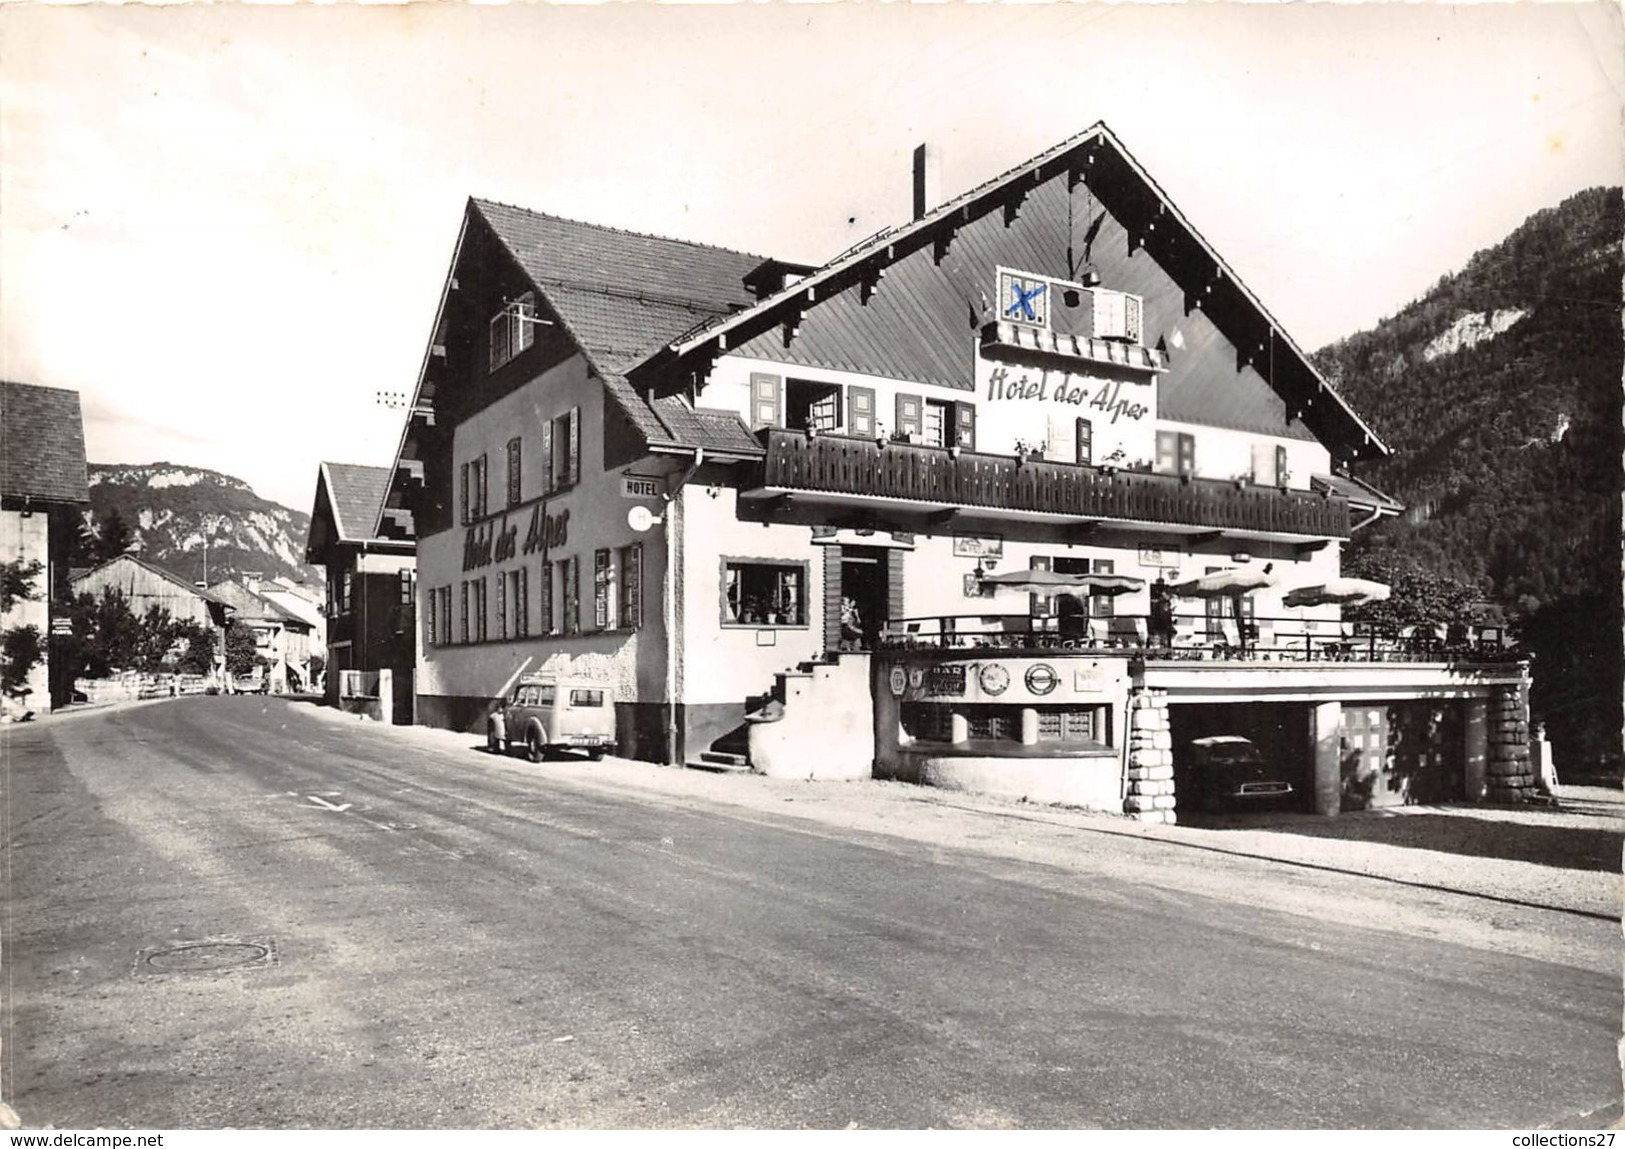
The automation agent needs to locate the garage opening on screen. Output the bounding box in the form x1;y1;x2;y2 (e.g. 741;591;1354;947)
1169;702;1314;818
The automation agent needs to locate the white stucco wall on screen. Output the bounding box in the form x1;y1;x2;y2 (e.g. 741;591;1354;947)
0;508;51;712
418;354;673;707
1156;418;1331;491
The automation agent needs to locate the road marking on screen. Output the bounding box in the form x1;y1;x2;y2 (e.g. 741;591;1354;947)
306;795;353;813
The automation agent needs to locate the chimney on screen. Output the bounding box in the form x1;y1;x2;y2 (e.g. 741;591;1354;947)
912;143;940;221
243;571;262;594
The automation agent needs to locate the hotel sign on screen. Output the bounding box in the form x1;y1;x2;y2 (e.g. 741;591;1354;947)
982;364;1149;424
462;505;569;572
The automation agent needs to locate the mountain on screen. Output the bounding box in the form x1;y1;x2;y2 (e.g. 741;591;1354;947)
1314;186;1623;773
79;463;323;589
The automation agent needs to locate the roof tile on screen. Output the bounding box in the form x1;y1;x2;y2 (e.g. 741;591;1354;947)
0;381;89;504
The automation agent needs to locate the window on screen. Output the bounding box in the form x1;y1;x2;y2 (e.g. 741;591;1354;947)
750;373;782;429
786;379;841;434
511;568;529;638
399;568;414;606
1156;430;1195;478
506;437;522;507
954;403;976;450
1091;558;1115;619
560;556;580;635
593;548;613;630
569;688;605;708
722;560;807;627
540;409;580;494
340;570;353;614
1093;289;1143;343
618;544;642;629
848;386;876;437
540;561;554;635
489;292;537;373
1076;419;1093;466
473;576;488;642
922;399;950;448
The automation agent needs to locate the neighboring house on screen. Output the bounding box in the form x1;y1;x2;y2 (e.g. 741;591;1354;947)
71;555;235;684
381;123;1535;818
305;462;416;718
258;576;327;664
0;381;89;713
206;576;316;693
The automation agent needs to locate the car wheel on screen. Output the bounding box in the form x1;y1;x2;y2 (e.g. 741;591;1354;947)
526;729;545;763
587;748;607;761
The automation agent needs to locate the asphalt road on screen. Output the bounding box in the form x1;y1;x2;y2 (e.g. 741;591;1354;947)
2;697;1617;1129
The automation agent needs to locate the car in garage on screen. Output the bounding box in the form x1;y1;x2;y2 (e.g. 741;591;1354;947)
487;674;616;762
1182;735;1294;812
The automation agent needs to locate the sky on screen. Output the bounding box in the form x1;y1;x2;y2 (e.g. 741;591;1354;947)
2;2;1621;513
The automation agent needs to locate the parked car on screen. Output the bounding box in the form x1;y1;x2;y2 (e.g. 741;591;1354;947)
488;675;616;762
1182;735;1294;812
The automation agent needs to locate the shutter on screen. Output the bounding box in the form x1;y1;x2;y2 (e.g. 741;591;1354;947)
459;462;470;525
886;548;905;627
489;312;507;372
1076;418;1093;465
540;561;553;634
621;544;642;629
426;586;437;647
823;548;843;650
496;571;507;639
1030;554;1053;619
566;408;581;488
477;454;489;517
460;581;469;643
1125;294;1143;344
507;437;522;506
1155;431;1178;475
955;402;976;449
1045;413;1069;461
848;386;876;437
539;420;554;495
750;373;782;429
564;558;579;635
594;548;610;629
1276;445;1290;488
517;293;536;354
895;393;922;440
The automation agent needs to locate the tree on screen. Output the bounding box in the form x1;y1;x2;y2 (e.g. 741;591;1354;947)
175;626;217;676
1;558;42;613
1;558;46;707
224;622;259;677
1342;550;1484;633
96;509;131;564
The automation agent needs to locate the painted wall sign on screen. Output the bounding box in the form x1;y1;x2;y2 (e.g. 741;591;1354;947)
1137;543;1182;568
951;534;1003;558
984;366;1149;424
889;666;907;697
621;475;662;499
924;665;964;696
1073;666;1110;693
462;506;569;572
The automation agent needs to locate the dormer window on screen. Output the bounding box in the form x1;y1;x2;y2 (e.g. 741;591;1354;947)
489;292;538;373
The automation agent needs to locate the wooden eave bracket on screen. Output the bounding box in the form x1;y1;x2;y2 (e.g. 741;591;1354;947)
933;231;956;266
859;264;886;306
1295;539;1332;556
1192;530;1225;545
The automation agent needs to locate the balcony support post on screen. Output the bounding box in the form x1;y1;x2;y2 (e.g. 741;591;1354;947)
1311;700;1341;817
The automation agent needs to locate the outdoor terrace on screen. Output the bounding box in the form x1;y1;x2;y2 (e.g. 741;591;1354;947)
750;430;1352;540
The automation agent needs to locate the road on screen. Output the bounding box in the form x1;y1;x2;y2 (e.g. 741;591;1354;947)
2;697;1617;1129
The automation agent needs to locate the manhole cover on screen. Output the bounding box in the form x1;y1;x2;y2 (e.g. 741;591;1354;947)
137;939;275;976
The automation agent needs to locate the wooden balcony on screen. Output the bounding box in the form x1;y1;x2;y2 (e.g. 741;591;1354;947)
752;430;1352;539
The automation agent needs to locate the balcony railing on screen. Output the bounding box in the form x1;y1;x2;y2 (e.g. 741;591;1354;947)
755;431;1351;538
877;611;1520;665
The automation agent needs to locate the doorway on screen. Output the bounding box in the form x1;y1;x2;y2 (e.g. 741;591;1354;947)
836;546;889;650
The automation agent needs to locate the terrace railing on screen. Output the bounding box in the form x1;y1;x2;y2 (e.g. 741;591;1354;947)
756;430;1353;538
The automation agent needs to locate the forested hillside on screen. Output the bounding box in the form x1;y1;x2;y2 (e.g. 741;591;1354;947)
1315;187;1622;773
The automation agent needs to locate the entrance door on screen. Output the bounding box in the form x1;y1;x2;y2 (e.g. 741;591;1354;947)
836;546;889;651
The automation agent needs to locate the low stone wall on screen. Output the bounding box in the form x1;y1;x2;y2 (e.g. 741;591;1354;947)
912;753;1121;810
1486;680;1536;802
1124;689;1176;824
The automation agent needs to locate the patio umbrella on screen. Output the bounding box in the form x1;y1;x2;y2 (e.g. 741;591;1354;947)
1282;577;1391;608
1169;566;1278;654
978;569;1146;597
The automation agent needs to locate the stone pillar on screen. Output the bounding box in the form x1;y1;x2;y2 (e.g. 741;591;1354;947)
1124;690;1176;824
1311;700;1342;817
1462;696;1488;802
1485;675;1535;803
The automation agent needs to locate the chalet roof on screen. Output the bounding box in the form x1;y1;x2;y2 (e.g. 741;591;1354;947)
206;578;313;630
629;122;1390;461
470;200;770;457
0;381;89;505
1312;472;1405;516
72;553;232;607
321;462;394;544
